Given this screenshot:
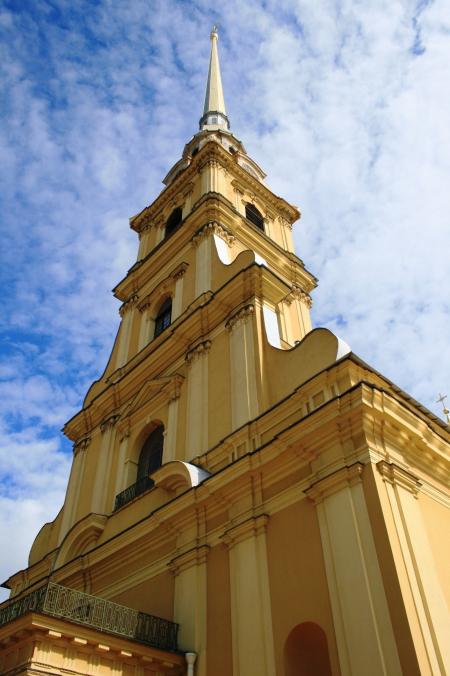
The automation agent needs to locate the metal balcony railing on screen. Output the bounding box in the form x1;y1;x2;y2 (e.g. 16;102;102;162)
0;582;178;651
114;476;154;511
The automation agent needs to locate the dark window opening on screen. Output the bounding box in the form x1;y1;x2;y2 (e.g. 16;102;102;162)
165;207;183;238
154;298;172;338
245;203;264;231
191;147;199;157
137;425;164;483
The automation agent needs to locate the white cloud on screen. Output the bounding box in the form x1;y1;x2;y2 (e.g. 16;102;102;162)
0;0;449;599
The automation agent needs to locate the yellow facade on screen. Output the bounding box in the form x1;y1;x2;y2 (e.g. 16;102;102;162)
1;29;449;676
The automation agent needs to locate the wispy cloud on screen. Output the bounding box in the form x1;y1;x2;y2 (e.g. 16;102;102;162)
0;0;449;598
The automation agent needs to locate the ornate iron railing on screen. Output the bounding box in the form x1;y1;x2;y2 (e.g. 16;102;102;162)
0;582;178;651
114;476;154;511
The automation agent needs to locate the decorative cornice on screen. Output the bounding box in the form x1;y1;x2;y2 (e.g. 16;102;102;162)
198;158;221;172
279;215;293;231
191;221;235;247
119;294;139;317
100;415;120;434
139;215;153;232
130;141;299;234
185;340;211;365
225;304;255;332
73;437;91;456
305;463;364;504
116;419;131;442
377;461;422;497
168;374;184;401
170;262;189;281
283;285;312;308
168;545;209;576
137;276;176;313
222;514;269;548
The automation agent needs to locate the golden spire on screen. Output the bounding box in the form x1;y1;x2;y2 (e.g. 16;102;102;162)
199;26;230;130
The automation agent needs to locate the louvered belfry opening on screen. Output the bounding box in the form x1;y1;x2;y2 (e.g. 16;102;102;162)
245;203;264;231
165;206;183;238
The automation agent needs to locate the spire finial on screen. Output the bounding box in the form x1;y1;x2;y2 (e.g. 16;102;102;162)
437;393;450;424
199;26;230;131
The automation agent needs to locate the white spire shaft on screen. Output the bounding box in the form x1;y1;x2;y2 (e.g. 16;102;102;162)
200;27;230;130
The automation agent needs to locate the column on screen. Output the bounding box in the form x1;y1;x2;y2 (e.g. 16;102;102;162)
58;437;90;544
170;547;209;676
185;341;210;457
223;515;276;676
91;416;119;514
226;305;260;430
306;463;402;676
376;461;450;676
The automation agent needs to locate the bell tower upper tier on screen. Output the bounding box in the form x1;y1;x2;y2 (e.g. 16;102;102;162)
22;28;322;568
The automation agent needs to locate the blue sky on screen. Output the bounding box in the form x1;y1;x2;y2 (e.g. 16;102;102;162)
1;0;449;597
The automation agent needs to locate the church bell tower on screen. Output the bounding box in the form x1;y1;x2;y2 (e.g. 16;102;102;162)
1;28;449;676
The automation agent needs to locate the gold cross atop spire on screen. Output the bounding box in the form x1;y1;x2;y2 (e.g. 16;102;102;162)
436;393;450;424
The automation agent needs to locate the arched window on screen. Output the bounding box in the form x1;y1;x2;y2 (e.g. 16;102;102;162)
165;207;183;238
154;298;172;338
137;425;164;482
113;425;164;511
284;622;332;676
245;203;264;231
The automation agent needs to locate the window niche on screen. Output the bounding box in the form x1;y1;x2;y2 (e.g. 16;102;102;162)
284;622;332;676
113;425;164;511
165;207;183;239
137;425;164;483
245;203;265;231
154;297;172;338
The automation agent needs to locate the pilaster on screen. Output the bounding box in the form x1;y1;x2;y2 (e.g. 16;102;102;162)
91;416;119;515
171;263;188;320
116;294;138;368
200;159;221;195
306;463;402;676
375;461;450;675
185;341;211;457
169;545;209;676
226;304;260;429
164;388;181;463
58;437;91;544
222;515;276;676
112;431;130;501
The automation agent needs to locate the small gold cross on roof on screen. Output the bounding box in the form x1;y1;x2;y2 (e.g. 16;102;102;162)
436;393;450;423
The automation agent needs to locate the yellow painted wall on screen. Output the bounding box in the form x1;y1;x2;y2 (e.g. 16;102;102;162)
266;500;341;676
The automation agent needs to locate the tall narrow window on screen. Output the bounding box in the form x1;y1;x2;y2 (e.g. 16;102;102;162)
245;203;264;231
137;425;164;482
154;298;172;338
165;207;183;238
